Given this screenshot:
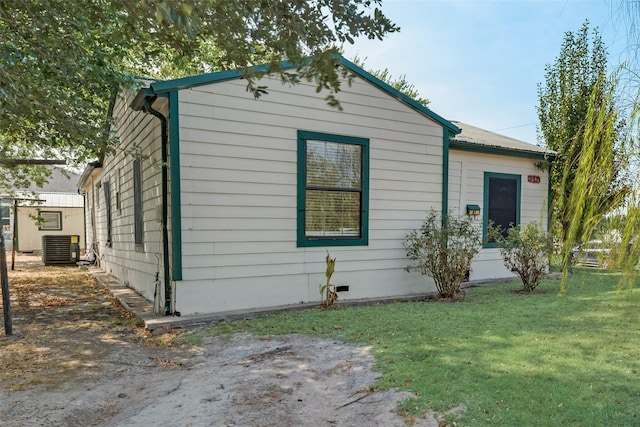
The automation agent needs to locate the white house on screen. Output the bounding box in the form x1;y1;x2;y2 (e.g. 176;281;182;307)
9;167;85;254
448;121;553;281
78;56;554;316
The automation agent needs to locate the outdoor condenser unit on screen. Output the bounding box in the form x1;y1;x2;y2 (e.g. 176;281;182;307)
42;235;80;265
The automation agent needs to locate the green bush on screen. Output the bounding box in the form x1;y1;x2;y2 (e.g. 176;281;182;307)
490;222;552;293
404;210;482;299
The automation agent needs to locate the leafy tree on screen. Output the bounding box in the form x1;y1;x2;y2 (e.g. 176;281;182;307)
404;209;481;299
610;1;640;288
0;0;398;188
537;20;630;273
352;55;430;106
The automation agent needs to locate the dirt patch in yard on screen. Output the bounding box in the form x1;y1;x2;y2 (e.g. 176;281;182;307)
0;255;449;426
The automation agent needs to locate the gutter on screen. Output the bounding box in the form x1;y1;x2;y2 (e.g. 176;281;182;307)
449;140;557;161
130;92;173;316
142;99;173;316
77;161;102;265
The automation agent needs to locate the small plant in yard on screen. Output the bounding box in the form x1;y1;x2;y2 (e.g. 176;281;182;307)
489;221;553;293
319;251;338;308
404;209;482;299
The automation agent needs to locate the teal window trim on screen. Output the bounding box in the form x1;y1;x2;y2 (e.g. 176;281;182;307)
483;172;521;247
297;130;369;247
38;210;63;231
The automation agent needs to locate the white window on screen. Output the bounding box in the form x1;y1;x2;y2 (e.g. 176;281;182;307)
39;211;62;231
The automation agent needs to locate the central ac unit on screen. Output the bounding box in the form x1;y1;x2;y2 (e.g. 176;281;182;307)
42;235;80;265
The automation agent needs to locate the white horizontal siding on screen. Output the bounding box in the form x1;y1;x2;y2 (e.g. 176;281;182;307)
448;150;550;282
88;69;553;317
175;74;444;314
83;91;169;303
20;192;84;207
16;206;85;252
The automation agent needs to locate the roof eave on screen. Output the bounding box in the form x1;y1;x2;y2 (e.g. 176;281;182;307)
130;87;157;111
134;56;461;136
450;140;556;161
77;161;103;192
148;61;302;94
337;56;461;135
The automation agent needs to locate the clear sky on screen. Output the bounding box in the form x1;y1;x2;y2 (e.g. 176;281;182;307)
341;0;631;145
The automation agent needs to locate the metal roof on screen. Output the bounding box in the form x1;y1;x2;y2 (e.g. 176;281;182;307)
450;121;555;158
25;166;81;194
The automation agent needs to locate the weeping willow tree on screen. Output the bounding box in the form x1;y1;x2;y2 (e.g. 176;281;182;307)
556;73;632;287
613;95;640;289
613;1;640;289
538;21;631;284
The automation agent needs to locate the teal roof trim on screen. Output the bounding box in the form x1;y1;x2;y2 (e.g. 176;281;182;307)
149;61;300;94
450;140;555;161
336;57;461;135
140;56;461;135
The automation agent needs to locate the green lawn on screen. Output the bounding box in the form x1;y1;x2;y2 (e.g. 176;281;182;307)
205;269;640;426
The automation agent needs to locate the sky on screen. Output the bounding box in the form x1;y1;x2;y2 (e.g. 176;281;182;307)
341;0;633;144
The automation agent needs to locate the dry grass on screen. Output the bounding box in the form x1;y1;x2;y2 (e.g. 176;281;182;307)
0;254;144;391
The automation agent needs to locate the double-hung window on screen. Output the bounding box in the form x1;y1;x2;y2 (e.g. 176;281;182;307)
297;130;369;247
483;172;521;245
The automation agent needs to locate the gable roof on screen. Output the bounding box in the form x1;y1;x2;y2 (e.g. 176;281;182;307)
131;56;461;135
449;121;555;160
25;166;80;194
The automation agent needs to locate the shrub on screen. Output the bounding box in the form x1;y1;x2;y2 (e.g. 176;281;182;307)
404;210;482;299
490;222;552;293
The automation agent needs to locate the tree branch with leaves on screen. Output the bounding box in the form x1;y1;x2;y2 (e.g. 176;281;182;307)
0;0;398;187
537;20;631;277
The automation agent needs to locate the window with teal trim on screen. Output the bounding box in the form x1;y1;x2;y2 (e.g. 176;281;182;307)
483;172;521;245
297;130;369;247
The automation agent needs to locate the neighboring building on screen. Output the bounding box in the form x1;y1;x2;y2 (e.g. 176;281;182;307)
78;56;554;317
9;167;85;253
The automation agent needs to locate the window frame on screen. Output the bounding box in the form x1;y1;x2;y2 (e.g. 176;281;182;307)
103;180;112;247
133;159;144;251
297;130;369;247
38;211;62;231
115;168;121;214
483;172;521;247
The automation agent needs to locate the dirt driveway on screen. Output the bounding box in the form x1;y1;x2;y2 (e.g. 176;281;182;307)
0;256;442;426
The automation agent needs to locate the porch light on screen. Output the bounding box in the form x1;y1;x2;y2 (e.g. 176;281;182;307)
466;204;481;217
